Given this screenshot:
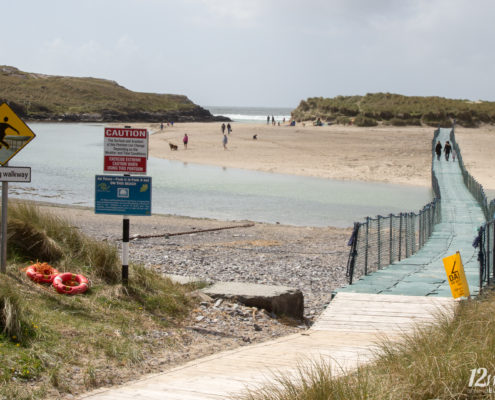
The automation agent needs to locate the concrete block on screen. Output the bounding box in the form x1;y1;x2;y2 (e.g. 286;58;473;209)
202;281;304;320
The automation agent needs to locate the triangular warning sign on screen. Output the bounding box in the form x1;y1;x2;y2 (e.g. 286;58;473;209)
0;103;36;166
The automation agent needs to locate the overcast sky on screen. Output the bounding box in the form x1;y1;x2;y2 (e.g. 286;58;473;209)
2;0;494;108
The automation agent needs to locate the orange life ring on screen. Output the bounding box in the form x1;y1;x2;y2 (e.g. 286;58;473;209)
26;262;60;284
52;273;89;295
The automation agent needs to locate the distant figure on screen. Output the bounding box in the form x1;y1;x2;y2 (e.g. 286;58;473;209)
170;121;174;126
0;117;19;149
271;115;275;125
223;134;228;149
435;141;442;161
283;117;286;124
444;140;452;161
160;122;164;130
452;148;457;162
227;123;232;134
183;133;188;149
267;115;270;125
221;123;226;134
290;120;296;126
253;134;258;140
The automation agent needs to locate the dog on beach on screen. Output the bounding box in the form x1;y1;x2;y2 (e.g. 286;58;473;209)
169;143;178;151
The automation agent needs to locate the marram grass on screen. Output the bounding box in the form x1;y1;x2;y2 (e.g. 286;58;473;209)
0;202;197;398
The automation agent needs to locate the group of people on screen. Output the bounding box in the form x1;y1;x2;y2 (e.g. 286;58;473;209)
220;123;232;149
435;140;455;161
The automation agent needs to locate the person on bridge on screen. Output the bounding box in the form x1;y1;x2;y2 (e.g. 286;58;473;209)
444;140;452;161
435;141;442;161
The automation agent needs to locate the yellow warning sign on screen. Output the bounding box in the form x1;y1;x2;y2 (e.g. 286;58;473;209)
0;103;36;166
443;251;470;299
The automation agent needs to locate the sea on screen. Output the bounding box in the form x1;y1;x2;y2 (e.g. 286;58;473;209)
208;106;293;124
5;107;433;228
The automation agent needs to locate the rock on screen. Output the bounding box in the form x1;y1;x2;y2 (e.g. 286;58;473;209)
254;324;262;331
202;282;304;320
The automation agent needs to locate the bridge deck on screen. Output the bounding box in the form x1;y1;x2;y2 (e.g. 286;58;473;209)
337;128;484;297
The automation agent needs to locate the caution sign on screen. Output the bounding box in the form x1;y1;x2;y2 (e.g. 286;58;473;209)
0;103;36;166
443;251;470;299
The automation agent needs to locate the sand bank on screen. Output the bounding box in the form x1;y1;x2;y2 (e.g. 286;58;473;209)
142;122;434;187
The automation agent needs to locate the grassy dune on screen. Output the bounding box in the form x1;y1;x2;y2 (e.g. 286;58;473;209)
0;202;197;399
292;93;495;128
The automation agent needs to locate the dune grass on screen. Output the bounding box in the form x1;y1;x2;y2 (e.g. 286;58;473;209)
239;292;495;400
0;202;197;399
292;93;495;127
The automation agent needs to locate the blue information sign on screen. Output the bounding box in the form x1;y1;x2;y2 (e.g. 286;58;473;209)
95;175;152;216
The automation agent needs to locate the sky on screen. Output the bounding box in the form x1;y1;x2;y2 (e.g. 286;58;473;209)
2;0;495;108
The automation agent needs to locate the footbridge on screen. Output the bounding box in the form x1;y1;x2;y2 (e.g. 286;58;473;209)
79;128;486;400
337;127;485;297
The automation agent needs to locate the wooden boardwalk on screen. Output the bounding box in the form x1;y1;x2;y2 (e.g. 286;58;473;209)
79;293;454;400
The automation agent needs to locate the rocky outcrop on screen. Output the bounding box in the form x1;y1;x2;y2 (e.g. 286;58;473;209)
15;105;230;123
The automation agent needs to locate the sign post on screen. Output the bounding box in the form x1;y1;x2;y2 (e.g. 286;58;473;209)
97;127;150;285
0;103;36;273
1;163;7;273
442;251;470;299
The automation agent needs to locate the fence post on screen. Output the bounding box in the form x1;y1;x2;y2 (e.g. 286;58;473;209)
419;209;423;249
405;213;409;258
398;213;403;261
412;213;416;254
488;223;491;286
389;213;393;265
365;217;369;275
346;222;361;284
377;215;382;269
493;222;495;283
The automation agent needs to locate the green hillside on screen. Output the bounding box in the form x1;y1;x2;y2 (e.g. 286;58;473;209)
292;93;495;127
0;66;226;122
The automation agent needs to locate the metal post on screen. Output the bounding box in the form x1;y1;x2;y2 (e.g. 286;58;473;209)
364;217;369;275
398;213;403;261
389;214;393;265
377;216;381;269
493;222;495;283
412;214;416;254
122;216;129;285
405;213;409;258
0;178;7;273
488;224;491;286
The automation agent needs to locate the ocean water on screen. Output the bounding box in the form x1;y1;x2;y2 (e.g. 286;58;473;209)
6;122;433;228
208;106;293;124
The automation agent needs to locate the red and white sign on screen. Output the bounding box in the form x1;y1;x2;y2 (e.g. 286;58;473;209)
104;128;148;174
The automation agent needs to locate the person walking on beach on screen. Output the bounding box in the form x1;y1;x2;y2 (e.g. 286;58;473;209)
267;115;270;125
223;134;228;150
227;123;232;135
183;133;188;149
0;117;19;149
435;141;442;161
221;123;226;134
444;140;452;161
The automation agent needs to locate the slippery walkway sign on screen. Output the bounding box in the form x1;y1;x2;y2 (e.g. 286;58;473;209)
443;251;470;299
0;103;36;166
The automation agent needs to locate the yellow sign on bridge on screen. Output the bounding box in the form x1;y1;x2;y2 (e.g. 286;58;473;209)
443;251;470;299
0;103;36;166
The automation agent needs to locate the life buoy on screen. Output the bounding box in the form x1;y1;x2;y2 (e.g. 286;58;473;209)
26;262;60;284
52;273;89;295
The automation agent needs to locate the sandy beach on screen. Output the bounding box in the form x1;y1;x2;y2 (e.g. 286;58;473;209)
141;122;435;187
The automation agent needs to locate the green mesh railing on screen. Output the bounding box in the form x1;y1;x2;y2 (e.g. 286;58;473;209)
346;129;442;284
451;124;495;290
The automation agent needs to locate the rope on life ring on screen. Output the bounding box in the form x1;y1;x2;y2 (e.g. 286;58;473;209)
26;262;60;284
52;273;89;295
